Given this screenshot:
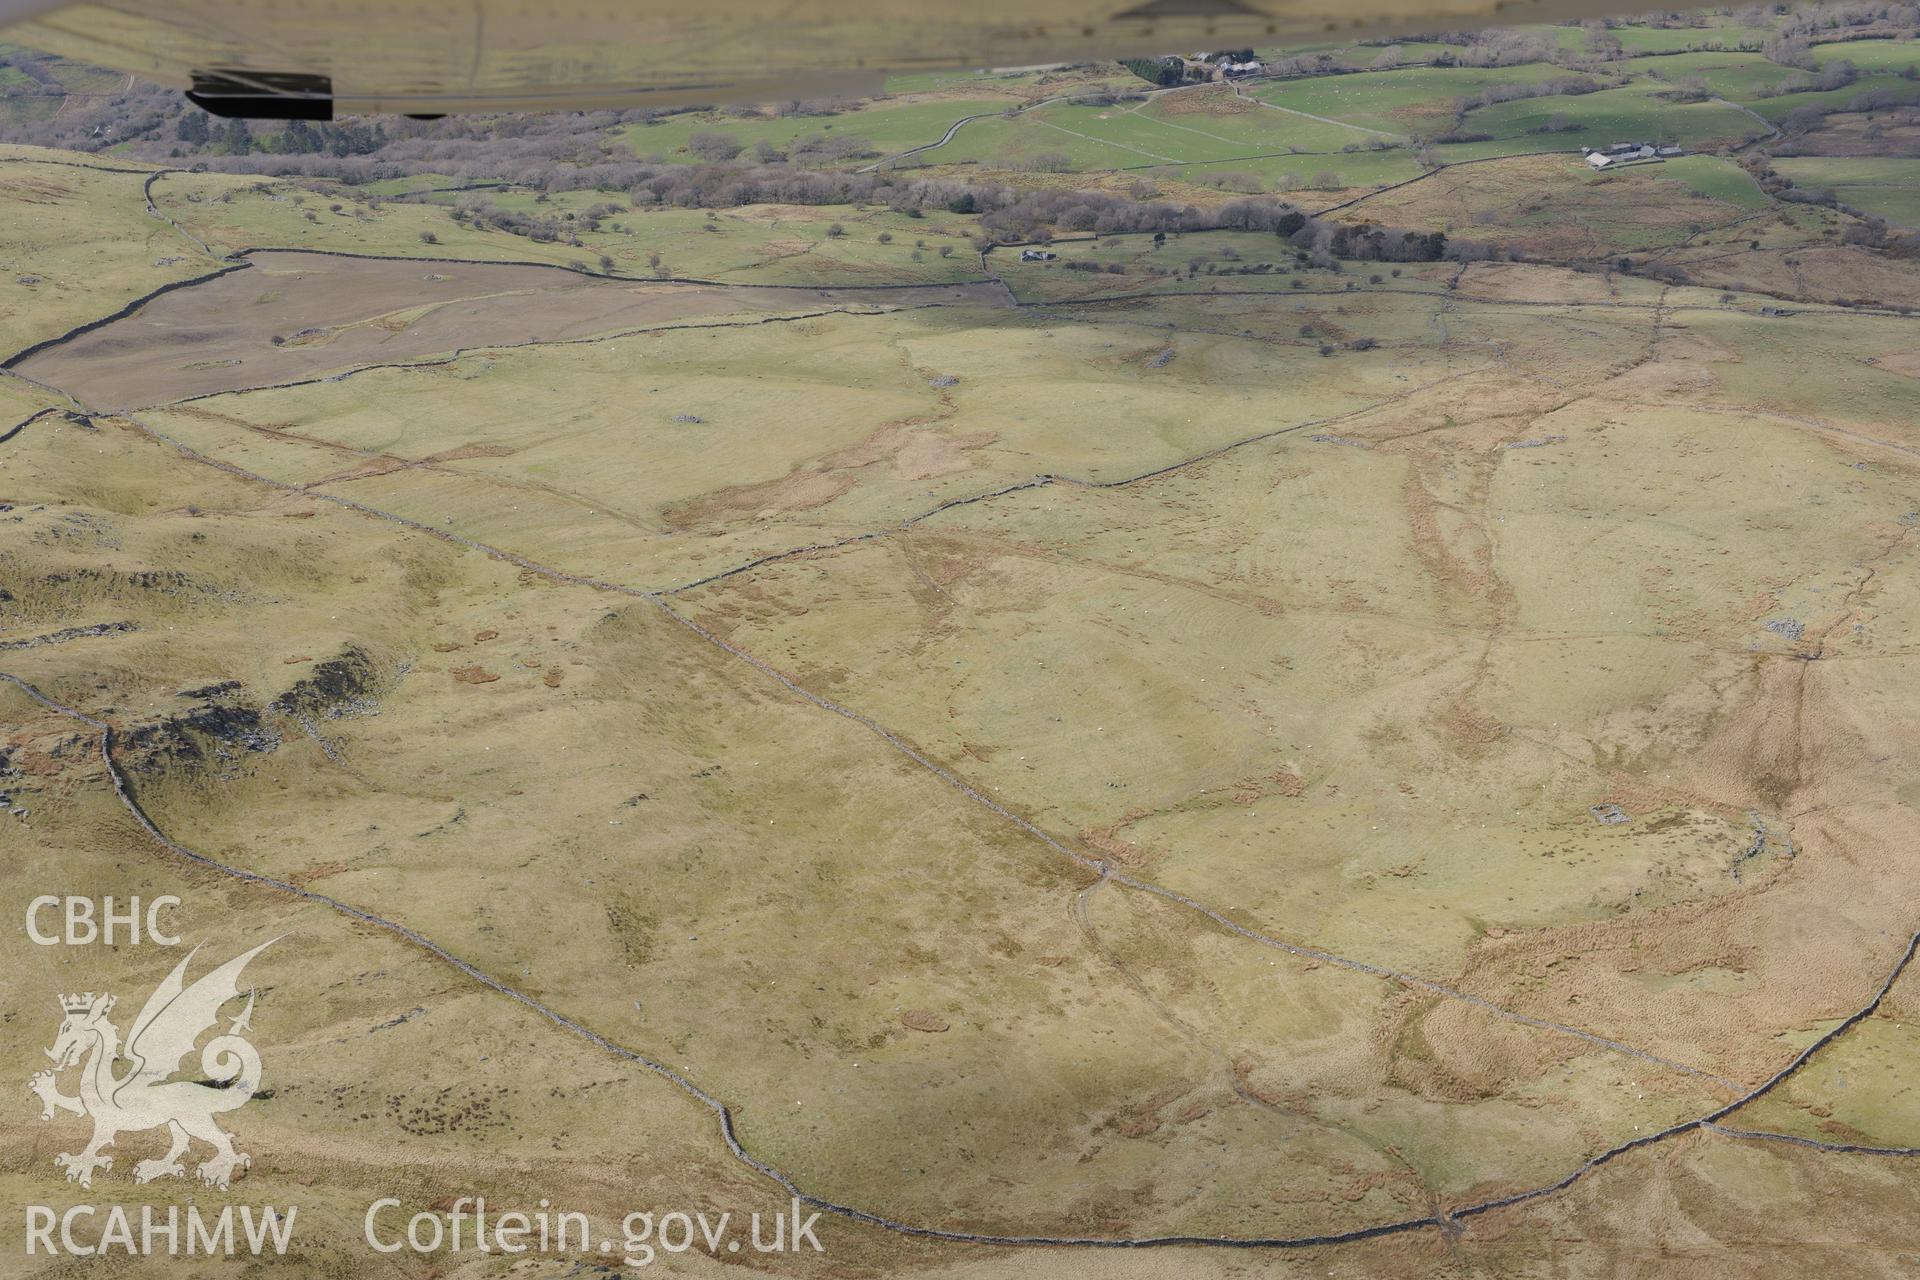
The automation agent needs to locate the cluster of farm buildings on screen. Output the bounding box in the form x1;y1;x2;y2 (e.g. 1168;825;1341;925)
1584;141;1685;169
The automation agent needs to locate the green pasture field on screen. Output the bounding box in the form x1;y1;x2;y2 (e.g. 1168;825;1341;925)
1461;84;1765;151
1255;63;1571;136
619;95;1024;164
1658;154;1771;208
1775;156;1920;225
1628;49;1806;98
1611;24;1761;53
1810;36;1920;72
1136;90;1399;153
1744;70;1920;120
913;112;1161;170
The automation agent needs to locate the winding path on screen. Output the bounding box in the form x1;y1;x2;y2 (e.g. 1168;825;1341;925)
858;107;1022;172
1714;95;1784;146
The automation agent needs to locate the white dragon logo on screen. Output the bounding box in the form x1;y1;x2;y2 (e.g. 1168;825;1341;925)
28;939;274;1191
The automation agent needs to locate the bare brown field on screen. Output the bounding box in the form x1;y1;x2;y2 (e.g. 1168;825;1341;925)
1669;242;1920;308
1331;154;1769;261
13;249;1008;409
1795;110;1920;156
